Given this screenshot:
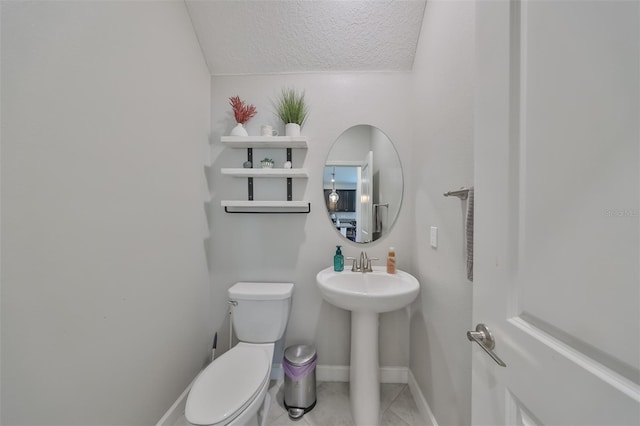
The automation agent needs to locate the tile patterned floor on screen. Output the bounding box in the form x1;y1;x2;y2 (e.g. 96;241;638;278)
267;381;425;426
174;381;425;426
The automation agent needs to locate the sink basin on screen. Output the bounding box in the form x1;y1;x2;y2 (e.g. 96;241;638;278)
316;265;420;425
316;266;420;313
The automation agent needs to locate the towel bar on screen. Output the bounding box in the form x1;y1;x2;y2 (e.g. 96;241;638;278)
443;188;470;200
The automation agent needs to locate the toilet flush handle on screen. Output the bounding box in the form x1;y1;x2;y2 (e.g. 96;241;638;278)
228;300;238;307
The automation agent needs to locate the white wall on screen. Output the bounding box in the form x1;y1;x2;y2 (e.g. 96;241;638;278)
410;1;475;425
327;124;372;162
209;73;416;368
1;2;211;424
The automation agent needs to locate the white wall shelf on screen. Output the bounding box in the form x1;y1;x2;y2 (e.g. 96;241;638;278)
221;168;309;178
220;136;307;149
219;136;310;214
221;200;311;214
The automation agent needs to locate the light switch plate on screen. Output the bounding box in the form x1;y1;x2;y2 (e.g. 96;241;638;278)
430;226;438;248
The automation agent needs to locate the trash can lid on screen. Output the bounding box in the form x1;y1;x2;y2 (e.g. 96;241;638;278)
284;344;317;366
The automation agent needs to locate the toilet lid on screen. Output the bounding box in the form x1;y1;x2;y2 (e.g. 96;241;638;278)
186;344;271;426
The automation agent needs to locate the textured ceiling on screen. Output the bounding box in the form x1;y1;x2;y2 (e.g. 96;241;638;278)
185;0;427;75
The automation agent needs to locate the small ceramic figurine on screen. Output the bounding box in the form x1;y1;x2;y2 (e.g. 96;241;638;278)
243;161;252;168
283;161;292;169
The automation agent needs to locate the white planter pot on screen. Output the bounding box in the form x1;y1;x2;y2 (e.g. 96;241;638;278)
230;123;248;137
285;123;301;137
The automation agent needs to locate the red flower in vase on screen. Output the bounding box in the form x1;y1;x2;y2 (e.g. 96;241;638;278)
229;96;257;124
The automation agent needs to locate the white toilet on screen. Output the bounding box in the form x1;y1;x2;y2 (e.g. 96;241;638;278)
185;282;294;426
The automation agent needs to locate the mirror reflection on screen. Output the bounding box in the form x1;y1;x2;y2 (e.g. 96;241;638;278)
323;125;403;243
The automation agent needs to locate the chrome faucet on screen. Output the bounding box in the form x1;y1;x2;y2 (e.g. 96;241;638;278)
346;251;379;272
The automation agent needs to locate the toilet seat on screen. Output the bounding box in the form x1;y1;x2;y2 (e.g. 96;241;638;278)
185;342;273;426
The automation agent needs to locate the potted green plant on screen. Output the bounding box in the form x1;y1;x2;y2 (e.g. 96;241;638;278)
273;88;309;137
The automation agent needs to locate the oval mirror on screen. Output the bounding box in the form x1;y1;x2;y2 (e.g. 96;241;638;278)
323;125;403;243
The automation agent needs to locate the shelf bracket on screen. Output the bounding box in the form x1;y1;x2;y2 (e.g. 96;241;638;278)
286;148;293;201
247;148;253;200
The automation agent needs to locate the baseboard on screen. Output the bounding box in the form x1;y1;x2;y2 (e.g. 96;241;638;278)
380;366;409;383
156;378;195;426
316;365;409;384
271;363;284;381
408;370;438;426
316;364;350;382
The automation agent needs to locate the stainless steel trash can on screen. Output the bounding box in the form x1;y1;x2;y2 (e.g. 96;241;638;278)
283;344;317;419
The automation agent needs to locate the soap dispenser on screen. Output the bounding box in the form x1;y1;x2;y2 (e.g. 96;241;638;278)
334;245;344;272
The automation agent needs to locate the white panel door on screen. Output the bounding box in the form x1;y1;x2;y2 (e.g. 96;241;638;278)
473;1;639;424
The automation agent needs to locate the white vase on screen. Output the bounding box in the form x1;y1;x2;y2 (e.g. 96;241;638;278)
285;123;301;137
230;123;248;137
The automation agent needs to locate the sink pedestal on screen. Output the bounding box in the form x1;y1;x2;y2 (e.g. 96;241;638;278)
350;311;380;426
315;266;420;426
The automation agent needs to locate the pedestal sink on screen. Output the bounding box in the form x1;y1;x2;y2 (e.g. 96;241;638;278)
316;266;420;426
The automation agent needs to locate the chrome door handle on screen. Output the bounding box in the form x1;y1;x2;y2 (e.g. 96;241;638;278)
467;324;507;367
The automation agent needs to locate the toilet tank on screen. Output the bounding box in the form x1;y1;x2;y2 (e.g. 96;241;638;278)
228;282;294;343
